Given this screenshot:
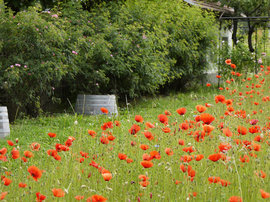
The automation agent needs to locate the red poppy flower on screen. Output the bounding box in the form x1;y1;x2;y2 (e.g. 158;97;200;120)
195;154;204;161
135;115;144;123
75;195;84;200
0;192;8;200
215;95;226;103
237;126;248;135
36;192;46;202
30;142;40;151
24;151;34;158
139;180;150;187
19;182;27;188
164;110;172;116
143;131;154;141
142;153;152;161
206;83;211;87
28;166;42;181
260;189;270;199
11;148;20;159
178;139;185;145
87;195;107;202
114;120;121;127
255;170;266;178
100;107;108;114
165;148;173;156
48;132;56;138
2;177;12;186
145;122;155;128
128;124;141;135
102;172;112;181
182;146;195;153
208;153;221;162
52;188;65;197
229;196;242;202
7;140;14;146
140;144;149;150
0;148;7;155
180;122;189;130
225;59;231;65
158;114;168;125
150;151;161;159
118;153;127;160
126;158;133;163
200;113;215;125
88;130;96;138
141;161;153;168
196;105;206;113
176;108;186;115
162;127;171;133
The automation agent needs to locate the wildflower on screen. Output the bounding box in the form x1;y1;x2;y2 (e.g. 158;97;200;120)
102;172;112;181
140;144;149;150
141;161;154;168
229;196;242;202
88;130;96;138
215;95;226;103
118;153;127;160
48;132;56;138
11;148;20;159
52;188;65;197
0;192;8;200
225;59;231;65
30;142;41;151
260;189;270;199
237;126;248;135
135;115;144;123
100;107;108;114
28;166;42;181
19;182;27;188
145;122;155;128
129;124;140;135
24;151;34;158
165;148;173;156
196;105;206;113
75;195;84;200
7;140;14;146
87;195;107;202
158;114;168;125
143;131;154;141
176;108;186;115
200;113;215;125
208;153;221;162
2;177;12;186
0;148;7;155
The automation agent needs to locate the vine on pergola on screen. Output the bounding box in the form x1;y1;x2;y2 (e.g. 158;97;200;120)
207;0;270;52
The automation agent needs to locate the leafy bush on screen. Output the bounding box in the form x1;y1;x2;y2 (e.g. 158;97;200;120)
0;0;217;117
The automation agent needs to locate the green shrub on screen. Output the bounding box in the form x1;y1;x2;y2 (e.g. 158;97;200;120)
0;0;217;117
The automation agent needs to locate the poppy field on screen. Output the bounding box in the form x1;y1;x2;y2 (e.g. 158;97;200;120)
0;61;270;202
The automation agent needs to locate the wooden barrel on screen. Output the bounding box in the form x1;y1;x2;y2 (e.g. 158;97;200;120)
0;106;10;138
75;95;118;116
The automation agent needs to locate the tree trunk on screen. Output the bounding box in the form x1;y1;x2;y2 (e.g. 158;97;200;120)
248;20;255;52
232;20;238;46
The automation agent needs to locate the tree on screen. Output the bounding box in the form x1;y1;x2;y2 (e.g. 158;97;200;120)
207;0;270;52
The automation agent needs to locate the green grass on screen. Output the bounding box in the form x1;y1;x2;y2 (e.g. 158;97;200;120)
0;75;270;201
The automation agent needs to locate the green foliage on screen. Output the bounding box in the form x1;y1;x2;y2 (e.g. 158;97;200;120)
218;40;255;79
0;3;78;115
0;0;217;117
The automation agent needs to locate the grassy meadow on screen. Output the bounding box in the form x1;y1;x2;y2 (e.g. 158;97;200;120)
0;64;270;202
